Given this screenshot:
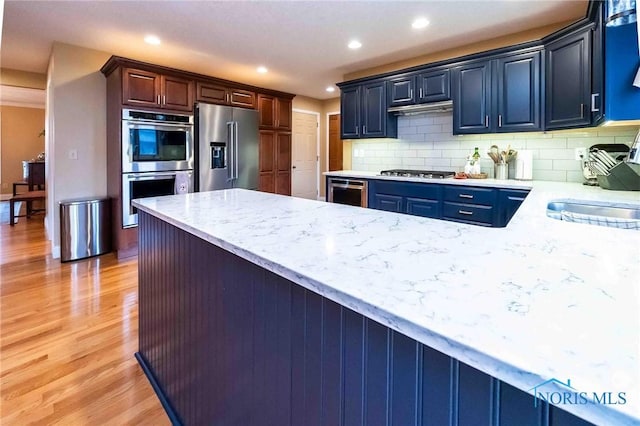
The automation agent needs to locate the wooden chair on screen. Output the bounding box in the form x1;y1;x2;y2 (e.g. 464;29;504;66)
9;190;46;226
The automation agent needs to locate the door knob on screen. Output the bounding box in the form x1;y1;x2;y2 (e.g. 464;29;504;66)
292;166;297;169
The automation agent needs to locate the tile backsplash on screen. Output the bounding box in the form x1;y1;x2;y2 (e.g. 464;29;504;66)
350;112;638;182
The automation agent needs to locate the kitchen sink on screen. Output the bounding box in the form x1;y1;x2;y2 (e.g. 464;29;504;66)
546;199;640;230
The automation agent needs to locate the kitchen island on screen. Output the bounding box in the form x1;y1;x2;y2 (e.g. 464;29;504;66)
133;185;639;426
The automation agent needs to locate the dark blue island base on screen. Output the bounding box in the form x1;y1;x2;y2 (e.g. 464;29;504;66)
136;211;593;426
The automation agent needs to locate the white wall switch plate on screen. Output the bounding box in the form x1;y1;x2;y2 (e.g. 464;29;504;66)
574;147;587;161
68;149;78;160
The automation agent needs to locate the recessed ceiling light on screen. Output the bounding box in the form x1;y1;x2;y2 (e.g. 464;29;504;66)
326;86;335;93
411;17;430;29
348;40;362;49
257;66;268;74
144;35;161;45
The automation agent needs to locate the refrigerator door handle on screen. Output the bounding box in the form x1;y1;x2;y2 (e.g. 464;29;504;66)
233;122;239;181
226;121;234;182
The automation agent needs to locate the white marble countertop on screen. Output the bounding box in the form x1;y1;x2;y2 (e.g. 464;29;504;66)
134;182;640;425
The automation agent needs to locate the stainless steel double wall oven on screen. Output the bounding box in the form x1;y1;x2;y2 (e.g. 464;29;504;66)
121;109;194;227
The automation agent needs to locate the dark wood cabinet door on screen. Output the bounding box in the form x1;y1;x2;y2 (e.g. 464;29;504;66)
387;76;416;106
276;98;292;130
276;133;291;195
258;95;275;128
545;29;592;130
361;82;386;137
122;68;161;108
417;69;450;103
259;130;275;193
196;82;228;104
162;75;193;111
452;61;492;134
229;89;256;109
496;51;541;132
340;86;360;139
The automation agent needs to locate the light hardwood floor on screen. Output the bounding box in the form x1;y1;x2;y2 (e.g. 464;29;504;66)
1;217;168;425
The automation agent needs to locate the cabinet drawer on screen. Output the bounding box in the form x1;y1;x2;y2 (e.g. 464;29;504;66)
406;197;440;218
373;180;441;199
443;202;493;225
443;185;496;205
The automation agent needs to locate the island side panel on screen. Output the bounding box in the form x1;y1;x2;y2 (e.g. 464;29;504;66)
136;211;593;426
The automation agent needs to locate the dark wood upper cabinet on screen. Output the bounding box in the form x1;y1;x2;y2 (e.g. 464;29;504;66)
452;61;492;134
122;68;193;112
495;51;541;132
162;75;194;111
545;28;592;130
196;81;255;109
276;98;292;130
417;69;450;103
122;68;161;108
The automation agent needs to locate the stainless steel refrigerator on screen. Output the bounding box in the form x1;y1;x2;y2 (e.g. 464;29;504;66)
195;103;259;191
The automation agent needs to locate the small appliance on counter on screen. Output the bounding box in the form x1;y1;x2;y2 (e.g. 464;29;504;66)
515;150;533;180
583;142;640;191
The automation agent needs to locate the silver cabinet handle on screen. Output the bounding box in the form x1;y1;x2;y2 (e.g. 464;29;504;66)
419;88;423;99
355;125;359;136
485;115;489;128
162;95;166;105
580;103;585;119
498;115;503;128
591;94;600;112
363;125;367;134
157;95;161;104
459;194;474;199
409;89;413;99
459;210;474;215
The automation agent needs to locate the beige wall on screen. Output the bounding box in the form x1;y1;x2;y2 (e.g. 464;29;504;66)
344;21;573;81
1;68;47;89
0;106;45;193
45;43;111;257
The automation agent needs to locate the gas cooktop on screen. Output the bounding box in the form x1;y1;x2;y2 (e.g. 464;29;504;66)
379;169;455;179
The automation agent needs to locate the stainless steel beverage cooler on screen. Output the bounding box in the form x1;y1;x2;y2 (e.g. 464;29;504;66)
60;197;112;262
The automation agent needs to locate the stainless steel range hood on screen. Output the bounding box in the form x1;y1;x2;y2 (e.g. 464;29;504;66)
387;100;453;116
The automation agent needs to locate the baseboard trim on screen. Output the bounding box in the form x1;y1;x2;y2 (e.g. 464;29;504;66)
135;352;182;425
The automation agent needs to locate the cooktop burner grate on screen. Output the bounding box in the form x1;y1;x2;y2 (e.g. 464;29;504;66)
379;169;455;179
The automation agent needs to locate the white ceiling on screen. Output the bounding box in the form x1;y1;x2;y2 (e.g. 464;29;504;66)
1;1;586;100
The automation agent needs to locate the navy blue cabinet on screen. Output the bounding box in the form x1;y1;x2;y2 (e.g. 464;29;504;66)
339;81;396;139
545;27;592;130
388;68;451;107
340;85;360;139
418;68;451;103
366;179;529;227
368;180;442;219
388;75;415;106
590;2;604;125
496;51;542;132
452;60;493;134
452;51;542;135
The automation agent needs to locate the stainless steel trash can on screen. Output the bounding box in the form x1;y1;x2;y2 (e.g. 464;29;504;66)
60;197;112;262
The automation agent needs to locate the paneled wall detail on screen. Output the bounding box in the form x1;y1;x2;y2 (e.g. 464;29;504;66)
137;212;592;426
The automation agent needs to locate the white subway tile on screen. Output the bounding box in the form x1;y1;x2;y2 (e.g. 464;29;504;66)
553;159;581;171
364;157;383;165
417;124;443;133
441;149;469;159
410;116;434;126
566;136;614;147
395;150;416;157
403;133;427;142
397;117;412;128
534;170;567;181
408;142;433;150
398;126;418;136
566;171;585;183
526;139;565;149
424;158;451;167
532;159;553;170
614;136;635;144
538;149;574;160
402;157;426;166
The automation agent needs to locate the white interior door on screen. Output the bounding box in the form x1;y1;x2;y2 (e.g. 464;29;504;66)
291;111;318;199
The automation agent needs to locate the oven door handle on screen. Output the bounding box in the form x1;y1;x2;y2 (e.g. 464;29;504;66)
124;121;194;130
330;179;366;190
126;173;177;181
